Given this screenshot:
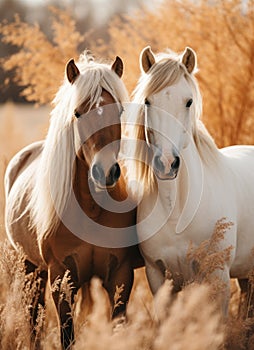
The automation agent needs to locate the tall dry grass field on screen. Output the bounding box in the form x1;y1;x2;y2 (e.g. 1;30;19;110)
1;1;254;349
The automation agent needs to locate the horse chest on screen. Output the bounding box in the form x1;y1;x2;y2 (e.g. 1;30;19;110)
76;193;102;219
77;246;128;286
140;225;195;281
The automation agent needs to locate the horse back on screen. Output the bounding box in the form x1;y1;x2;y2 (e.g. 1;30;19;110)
5;141;44;196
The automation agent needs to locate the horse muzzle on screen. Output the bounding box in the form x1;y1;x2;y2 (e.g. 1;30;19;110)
152;154;180;180
91;162;121;189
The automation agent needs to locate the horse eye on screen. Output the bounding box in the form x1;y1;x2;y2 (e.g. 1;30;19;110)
74;110;81;118
145;99;150;106
186;99;193;108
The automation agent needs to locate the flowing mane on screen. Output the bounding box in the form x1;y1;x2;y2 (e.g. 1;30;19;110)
126;49;219;193
28;51;129;247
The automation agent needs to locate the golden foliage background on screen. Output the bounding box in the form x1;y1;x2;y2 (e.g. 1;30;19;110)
1;0;254;348
0;7;84;105
98;0;254;147
1;1;254;146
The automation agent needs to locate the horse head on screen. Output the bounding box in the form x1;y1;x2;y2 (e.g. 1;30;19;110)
139;46;198;180
66;56;126;190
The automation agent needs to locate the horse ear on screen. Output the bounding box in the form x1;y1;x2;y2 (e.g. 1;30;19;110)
140;46;155;73
181;47;197;74
111;56;123;78
66;59;80;84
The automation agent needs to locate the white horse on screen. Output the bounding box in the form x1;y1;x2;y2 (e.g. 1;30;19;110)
128;46;254;315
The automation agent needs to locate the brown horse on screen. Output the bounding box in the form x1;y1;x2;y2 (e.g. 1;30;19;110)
4;52;143;349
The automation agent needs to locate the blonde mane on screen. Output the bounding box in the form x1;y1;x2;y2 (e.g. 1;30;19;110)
127;49;219;193
28;51;129;248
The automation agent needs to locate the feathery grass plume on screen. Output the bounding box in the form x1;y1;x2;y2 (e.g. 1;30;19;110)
246;249;254;315
235;251;254;348
153;279;174;322
121;269;156;349
221;280;247;350
187;217;234;281
50;270;75;321
47;272;77;349
154;283;223;350
118;274;223;350
93;0;254;148
113;283;124;316
187;218;234;305
0;241;49;349
224;315;248;350
0;241;31;349
58;271;76;349
226;277;254;349
33;304;46;346
0;7;84;105
74;278;113;349
59;270;75;311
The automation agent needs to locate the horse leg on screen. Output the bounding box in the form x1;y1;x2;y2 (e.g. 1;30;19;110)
103;260;134;323
238;278;254;319
238;278;254;348
48;259;78;350
209;267;231;317
145;261;167;295
25;259;48;347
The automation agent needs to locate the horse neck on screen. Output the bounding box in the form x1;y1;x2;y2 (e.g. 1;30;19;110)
73;156;99;214
178;139;204;201
73;156;129;217
157;139;205;233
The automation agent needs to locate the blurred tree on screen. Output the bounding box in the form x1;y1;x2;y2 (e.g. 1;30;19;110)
92;0;254;147
0;0;28;103
0;8;85;104
0;0;146;103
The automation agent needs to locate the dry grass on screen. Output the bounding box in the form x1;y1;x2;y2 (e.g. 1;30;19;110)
0;239;225;350
0;222;253;350
187;218;234;283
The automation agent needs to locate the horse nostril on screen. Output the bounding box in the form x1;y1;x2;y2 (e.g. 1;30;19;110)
91;164;104;182
109;163;121;182
153;155;164;173
171;156;180;170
